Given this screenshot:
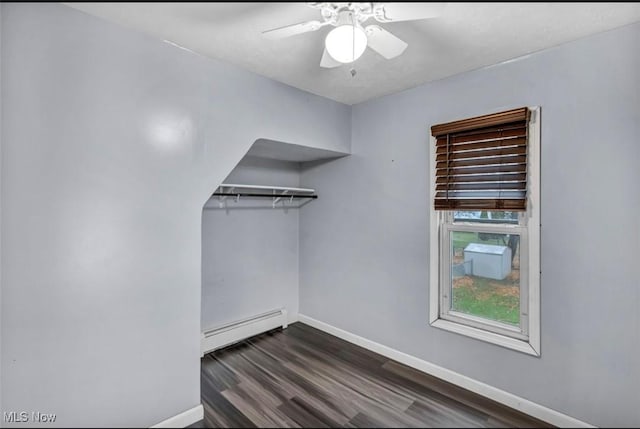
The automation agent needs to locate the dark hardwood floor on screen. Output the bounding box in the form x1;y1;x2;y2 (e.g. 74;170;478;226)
190;322;551;428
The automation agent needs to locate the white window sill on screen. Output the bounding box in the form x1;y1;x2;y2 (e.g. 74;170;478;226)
430;318;540;356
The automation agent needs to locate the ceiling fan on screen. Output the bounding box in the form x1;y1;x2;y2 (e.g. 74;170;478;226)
262;3;445;69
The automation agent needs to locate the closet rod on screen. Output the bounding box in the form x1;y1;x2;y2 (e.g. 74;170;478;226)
212;192;318;199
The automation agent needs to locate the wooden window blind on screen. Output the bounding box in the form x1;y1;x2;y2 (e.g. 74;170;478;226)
431;107;531;211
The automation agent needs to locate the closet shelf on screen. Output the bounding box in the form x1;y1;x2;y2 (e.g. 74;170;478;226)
212;183;318;208
218;183;316;193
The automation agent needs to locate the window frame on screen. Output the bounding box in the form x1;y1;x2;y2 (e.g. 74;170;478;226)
428;106;541;356
440;218;529;340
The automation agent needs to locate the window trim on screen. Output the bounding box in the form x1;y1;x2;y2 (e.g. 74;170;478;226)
428;106;541;356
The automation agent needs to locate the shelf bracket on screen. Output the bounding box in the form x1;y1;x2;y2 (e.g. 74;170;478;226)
272;189;289;208
218;186;234;208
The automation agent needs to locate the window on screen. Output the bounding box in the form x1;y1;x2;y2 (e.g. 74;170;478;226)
428;107;540;356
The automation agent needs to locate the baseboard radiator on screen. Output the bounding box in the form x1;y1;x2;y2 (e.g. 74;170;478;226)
201;308;288;357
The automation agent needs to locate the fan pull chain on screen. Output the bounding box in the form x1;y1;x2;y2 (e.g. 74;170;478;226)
350;12;357;77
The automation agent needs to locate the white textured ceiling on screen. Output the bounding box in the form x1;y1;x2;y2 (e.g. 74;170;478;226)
66;2;640;105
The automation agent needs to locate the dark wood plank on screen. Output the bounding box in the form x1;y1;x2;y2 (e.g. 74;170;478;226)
343;412;390;428
382;360;551;428
405;399;490;428
277;396;342;428
200;383;256;428
198;323;551;428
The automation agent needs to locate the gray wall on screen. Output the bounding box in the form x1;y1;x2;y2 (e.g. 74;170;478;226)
202;156;301;330
0;3;3;418
2;2;638;427
0;3;349;427
300;23;640;427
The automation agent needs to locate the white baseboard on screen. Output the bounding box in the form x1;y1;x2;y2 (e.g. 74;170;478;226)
297;314;595;428
151;404;203;428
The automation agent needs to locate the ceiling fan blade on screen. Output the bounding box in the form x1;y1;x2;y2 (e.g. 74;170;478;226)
375;3;445;22
320;48;342;68
365;25;408;59
262;20;323;39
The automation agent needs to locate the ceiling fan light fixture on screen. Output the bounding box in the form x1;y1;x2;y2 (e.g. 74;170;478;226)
262;3;437;69
325;23;367;63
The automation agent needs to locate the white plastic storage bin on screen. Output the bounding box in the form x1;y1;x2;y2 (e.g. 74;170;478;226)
463;243;512;280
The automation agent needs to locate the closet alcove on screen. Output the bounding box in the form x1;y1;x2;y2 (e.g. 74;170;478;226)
200;139;348;355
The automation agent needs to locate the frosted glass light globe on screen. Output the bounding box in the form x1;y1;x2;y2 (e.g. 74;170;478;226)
325;24;367;63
